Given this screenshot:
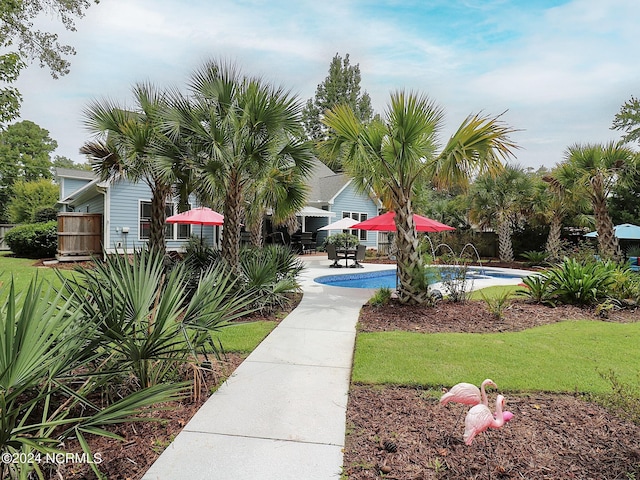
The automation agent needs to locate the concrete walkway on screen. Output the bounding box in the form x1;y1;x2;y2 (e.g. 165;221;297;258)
142;256;388;480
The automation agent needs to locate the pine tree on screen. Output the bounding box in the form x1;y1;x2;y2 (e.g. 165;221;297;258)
302;53;373;143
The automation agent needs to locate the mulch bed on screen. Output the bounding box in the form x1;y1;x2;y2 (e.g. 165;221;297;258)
344;298;640;479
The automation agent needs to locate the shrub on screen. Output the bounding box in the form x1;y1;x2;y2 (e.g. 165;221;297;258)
437;255;471;303
239;244;304;312
517;257;625;306
60;249;259;389
517;274;555;305
323;233;360;249
4;220;57;258
520;250;549;267
33;206;59;223
480;290;512;319
546;258;617;305
369;287;392;307
595;370;640;425
0;276;185;479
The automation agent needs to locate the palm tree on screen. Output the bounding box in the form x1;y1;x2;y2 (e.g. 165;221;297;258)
539;170;591;262
244;164;309;247
469;164;535;263
160;60;314;269
553;142;637;260
81;82;172;255
322;91;518;304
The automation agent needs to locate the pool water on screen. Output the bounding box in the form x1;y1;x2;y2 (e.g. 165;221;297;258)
314;266;526;289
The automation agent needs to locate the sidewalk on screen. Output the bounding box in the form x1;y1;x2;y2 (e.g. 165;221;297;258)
142;257;388;480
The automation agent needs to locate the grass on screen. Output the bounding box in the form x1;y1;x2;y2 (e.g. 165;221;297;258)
212;321;278;353
352;320;640;394
468;284;519;300
0;252;67;301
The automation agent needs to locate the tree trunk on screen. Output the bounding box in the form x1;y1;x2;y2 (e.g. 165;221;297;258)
394;199;430;305
222;172;243;271
591;173;620;260
148;181;170;256
250;214;264;248
497;212;514;263
545;215;563;262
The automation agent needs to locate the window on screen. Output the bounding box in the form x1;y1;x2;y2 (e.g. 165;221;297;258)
342;211;368;241
139;201;190;240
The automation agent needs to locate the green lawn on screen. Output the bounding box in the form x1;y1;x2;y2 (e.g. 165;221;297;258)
0;252;66;299
212;321;277;353
353;319;640;394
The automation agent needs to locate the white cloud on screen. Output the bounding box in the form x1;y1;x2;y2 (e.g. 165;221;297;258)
13;0;640;169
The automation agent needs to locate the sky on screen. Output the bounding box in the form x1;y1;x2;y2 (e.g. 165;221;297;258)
15;0;640;170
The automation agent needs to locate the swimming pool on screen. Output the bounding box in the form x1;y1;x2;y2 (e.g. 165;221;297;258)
314;266;529;289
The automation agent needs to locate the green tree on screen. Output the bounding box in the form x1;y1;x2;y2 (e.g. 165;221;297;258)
0;0;99;124
52;154;92;171
160;60;314;270
7;179;58;223
609;171;640;226
553;142;637;260
469;164;535;262
0;120;57;221
81;82;173;256
302;53;373;145
611;95;640;144
322;91;518;304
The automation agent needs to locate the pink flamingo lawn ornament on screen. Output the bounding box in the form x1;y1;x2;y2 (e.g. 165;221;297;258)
463;394;507;445
440;379;496;407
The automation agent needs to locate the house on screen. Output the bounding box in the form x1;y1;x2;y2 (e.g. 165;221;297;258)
300;160;381;249
56;168;213;259
56;159;381;258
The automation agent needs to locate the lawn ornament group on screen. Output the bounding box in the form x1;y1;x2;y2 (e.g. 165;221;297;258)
440;378;514;445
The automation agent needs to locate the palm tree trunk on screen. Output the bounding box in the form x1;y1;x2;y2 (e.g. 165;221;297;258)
149;181;170;256
545;215;563;262
250;214;264;248
222;172;243;271
591;174;621;260
497;212;514;263
394;199;429;305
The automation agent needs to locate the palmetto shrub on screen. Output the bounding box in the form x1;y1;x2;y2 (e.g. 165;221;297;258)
239;245;304;313
61;249;258;389
0;277;184;479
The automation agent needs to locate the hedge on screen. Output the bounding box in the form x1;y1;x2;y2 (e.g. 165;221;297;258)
4;221;58;258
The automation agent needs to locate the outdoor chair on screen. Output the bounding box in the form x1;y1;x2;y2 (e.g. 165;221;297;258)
326;243;340;267
300;232;317;254
347;244;366;268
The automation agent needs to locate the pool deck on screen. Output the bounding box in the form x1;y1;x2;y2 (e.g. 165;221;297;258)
141;257;530;480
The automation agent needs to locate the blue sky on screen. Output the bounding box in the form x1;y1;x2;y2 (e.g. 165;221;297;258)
16;0;639;169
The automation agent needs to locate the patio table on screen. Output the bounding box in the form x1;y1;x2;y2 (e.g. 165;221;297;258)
336;248;356;268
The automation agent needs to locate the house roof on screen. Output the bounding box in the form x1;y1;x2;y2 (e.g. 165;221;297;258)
55;168;96;180
305;159;351;205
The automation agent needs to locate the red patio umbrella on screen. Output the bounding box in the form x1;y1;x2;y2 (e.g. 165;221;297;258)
166;206;224;240
166;206;224;226
352;211;455;232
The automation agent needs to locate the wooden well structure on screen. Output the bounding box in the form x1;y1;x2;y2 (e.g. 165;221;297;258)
57;213;102;261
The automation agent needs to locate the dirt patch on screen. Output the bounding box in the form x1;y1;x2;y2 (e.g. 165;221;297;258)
345;299;640;479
